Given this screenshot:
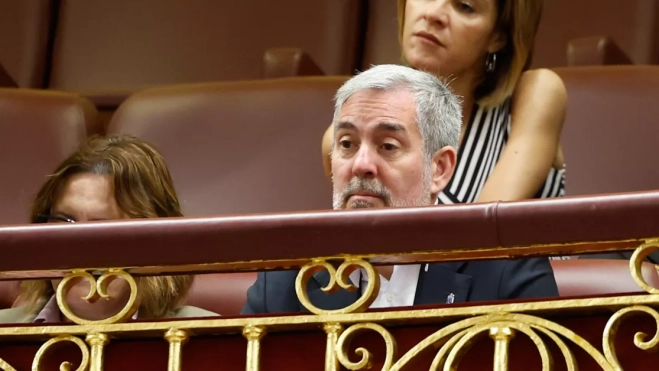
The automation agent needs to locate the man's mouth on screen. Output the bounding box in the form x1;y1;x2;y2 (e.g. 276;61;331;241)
347;193;381;201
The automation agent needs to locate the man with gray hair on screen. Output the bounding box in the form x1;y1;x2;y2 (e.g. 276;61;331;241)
242;65;557;315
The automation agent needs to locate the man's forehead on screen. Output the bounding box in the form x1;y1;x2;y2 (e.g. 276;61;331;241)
337;89;416;129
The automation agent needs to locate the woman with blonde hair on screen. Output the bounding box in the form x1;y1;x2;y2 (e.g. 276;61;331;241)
322;0;566;206
0;135;217;323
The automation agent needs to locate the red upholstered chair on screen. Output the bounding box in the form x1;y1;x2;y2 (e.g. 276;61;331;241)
534;0;659;67
567;36;633;66
49;0;361;93
107;76;347;217
185;273;257;317
0;282;19;310
46;0;362;131
0;0;52;88
262;48;325;79
0;88;100;225
360;0;401;68
555;66;659;196
551;259;659;297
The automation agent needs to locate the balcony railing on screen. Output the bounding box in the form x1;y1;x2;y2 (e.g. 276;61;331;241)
0;191;658;370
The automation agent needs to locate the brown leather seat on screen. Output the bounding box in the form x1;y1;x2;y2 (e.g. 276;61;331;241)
107;76;348;217
361;0;401;68
0;88;98;308
262;49;325;79
0;88;99;225
0;282;19;310
534;0;659;67
48;0;361;131
48;0;361;93
567;36;633;67
551;259;659;297
554;66;659;196
0;0;52;88
185;273;256;316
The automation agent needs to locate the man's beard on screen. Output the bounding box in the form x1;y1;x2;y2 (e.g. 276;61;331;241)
332;166;433;210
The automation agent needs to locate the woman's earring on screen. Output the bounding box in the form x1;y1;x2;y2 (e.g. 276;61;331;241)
486;53;497;73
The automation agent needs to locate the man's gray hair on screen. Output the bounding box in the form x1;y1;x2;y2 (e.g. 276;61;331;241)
332;64;462;160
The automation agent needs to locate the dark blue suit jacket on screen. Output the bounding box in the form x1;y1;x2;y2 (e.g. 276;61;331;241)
241;257;558;314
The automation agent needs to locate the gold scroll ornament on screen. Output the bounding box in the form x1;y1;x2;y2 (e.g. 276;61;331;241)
330;307;659;371
32;335;90;371
56;268;139;325
0;242;657;371
298;243;659;370
296;258;380;315
17;268;140;371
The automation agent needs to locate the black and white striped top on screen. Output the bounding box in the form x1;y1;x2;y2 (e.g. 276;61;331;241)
437;98;566;205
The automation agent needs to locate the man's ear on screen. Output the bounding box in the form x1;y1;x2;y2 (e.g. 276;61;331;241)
429;146;457;198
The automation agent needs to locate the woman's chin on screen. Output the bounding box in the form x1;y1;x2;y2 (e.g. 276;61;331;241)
404;54;443;75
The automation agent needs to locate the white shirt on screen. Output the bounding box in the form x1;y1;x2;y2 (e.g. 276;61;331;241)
349;264;422;309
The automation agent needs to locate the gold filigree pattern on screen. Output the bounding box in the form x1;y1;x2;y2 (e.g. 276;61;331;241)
335;323;397;370
0;241;658;370
391;313;615;371
295;259;380;315
56;269;139;325
32;335;90;371
603;305;659;369
630;241;659;294
0;359;17;371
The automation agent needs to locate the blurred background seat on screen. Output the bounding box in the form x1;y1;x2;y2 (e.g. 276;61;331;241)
555;66;659;196
0;88;99;225
107;76;347;217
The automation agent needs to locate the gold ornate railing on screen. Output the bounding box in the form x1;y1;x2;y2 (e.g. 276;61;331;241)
0;242;656;370
1;193;659;370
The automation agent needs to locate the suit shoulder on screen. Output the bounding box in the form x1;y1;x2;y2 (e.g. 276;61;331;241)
462;257;557;300
259;270;300;287
497;257;558;299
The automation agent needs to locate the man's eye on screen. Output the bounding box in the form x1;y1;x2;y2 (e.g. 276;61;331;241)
382;143;398;151
339;140;352;149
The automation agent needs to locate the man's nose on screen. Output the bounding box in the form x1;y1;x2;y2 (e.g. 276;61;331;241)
352;146;378;178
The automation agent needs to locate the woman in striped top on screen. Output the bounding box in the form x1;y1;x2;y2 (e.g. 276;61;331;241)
321;0;566;205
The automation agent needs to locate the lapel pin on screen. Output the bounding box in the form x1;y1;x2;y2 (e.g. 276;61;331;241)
446;293;455;304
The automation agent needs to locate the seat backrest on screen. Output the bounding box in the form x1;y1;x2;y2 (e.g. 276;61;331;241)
534;0;659;67
0;88;99;225
0;0;52;88
107;76;348;216
362;0;401;69
48;0;362;92
185;273;256;317
555;66;659;196
551;259;659;297
567;36;633;67
0;282;19;310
